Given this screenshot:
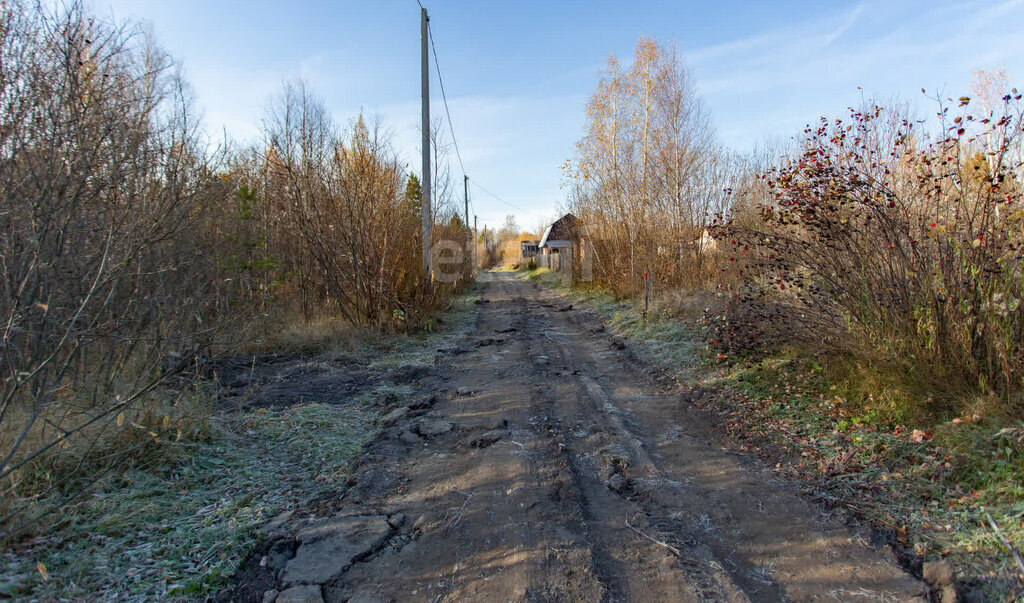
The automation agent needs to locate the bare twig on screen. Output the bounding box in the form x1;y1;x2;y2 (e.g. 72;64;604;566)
625;519;680;557
985;512;1024;580
825;448;856;477
446;490;473;533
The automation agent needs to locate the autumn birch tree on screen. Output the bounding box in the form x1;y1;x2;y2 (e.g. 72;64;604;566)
567;37;722;293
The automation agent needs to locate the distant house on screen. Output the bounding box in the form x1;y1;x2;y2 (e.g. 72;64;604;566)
539;213;580;257
538;213;589;281
521;240;539;259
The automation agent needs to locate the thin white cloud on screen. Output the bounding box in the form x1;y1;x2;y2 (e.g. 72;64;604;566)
687;2;864;67
686;0;1024;151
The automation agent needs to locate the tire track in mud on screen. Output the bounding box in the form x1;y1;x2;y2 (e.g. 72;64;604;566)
492;279;620;601
516;279;922;602
227;272;926;603
521;293;747;602
517;298;629;602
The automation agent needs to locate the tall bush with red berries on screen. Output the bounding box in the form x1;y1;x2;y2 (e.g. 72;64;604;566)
716;92;1024;411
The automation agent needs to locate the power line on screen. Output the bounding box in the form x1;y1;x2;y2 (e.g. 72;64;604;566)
416;3;524;226
427;22;466;177
470;180;531;214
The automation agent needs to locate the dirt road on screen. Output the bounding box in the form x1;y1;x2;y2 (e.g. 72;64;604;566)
236;272;925;602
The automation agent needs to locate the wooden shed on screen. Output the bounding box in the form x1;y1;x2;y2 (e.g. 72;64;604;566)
538;214;589;281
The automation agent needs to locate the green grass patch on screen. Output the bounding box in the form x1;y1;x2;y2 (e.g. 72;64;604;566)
710;354;1024;598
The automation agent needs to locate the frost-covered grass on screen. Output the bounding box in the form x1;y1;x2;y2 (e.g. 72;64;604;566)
0;285;482;600
1;402;372;599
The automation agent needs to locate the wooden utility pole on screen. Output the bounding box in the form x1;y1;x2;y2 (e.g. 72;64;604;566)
420;7;432;287
464;175;470;279
473;215;478;271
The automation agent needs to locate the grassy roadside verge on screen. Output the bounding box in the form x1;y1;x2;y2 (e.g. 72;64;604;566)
521;267;1024;600
1;403;374;600
0;285;481;600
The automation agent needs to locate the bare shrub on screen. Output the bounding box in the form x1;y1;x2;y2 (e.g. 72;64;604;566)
0;0;471;540
0;1;243;537
717;92;1024;412
233;80;463;330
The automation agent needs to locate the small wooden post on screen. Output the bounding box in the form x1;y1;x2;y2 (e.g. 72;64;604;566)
643;270;649;320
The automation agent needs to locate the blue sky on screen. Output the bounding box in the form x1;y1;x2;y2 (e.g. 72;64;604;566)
100;0;1024;233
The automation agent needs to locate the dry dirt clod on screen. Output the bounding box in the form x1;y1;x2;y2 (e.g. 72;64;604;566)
262;538;297;572
416;419;453;437
470;429;509;448
922;560;955;586
397;430;421;445
280;516;392;586
378;406;410;425
261;589;279;603
387;513;407;529
411;514;429;533
263;510;294;535
408;394;440;409
275;584;323;603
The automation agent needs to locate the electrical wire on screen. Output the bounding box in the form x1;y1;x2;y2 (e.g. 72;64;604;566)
470;180;531;214
427;23;466;177
416;1;527;228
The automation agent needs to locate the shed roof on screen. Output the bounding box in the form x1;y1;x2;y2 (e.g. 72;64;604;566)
539;213;581;248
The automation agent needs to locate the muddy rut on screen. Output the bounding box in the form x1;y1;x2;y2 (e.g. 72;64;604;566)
232;272;925;602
